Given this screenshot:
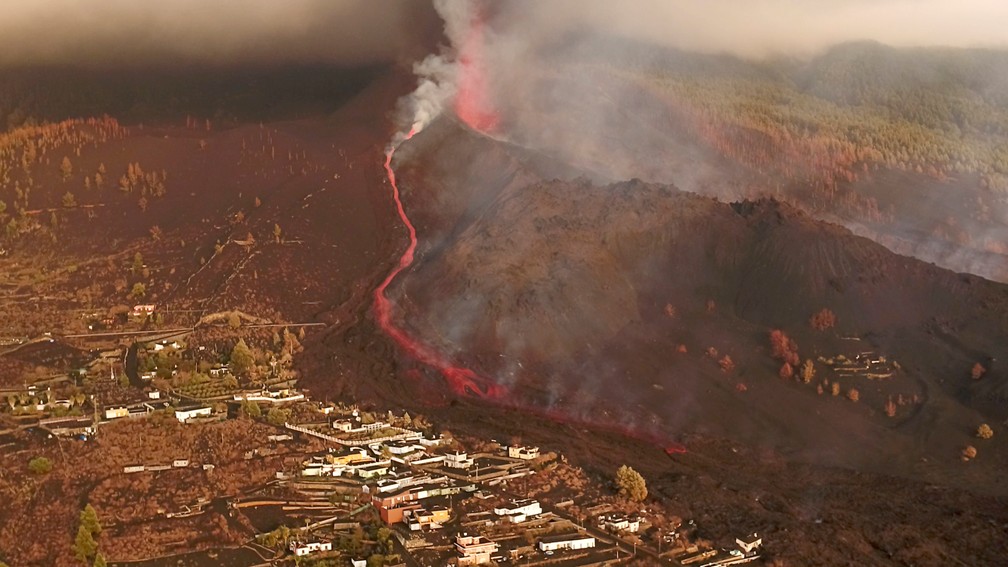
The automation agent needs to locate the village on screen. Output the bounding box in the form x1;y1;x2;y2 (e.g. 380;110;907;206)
0;305;766;566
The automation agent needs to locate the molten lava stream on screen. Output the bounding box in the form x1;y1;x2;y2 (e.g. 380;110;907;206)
373;136;505;400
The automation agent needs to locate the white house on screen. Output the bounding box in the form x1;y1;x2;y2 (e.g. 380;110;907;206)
494;499;541;523
445;450;474;469
289;540;332;557
172;459;190;468
736;533;762;554
538;534;596;552
603;514;641;533
508;445;540;460
174;406;212;423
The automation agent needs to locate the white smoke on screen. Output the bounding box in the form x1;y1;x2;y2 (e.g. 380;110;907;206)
390;0;475;148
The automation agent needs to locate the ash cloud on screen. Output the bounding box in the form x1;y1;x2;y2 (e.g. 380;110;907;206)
0;1;439;68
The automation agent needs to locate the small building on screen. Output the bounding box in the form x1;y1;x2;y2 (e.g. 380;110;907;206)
39;416;96;438
173;460;190;468
175;405;213;423
538;533;596;552
123;465;145;474
494;499;542;523
208;365;229;377
351;559;367;567
445;450;474;469
602;514;641;533
507;445;540;460
736;533;763;555
289;540;332;557
455;533;498;566
132;304;156;317
406;506;451;531
356;462;390;479
104;407;129;420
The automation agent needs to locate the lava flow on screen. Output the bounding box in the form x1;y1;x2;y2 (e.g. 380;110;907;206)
374;133;505;400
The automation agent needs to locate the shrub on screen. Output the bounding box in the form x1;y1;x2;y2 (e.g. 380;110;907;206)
977;424;994;439
971;362;986;380
28;456;52;475
847;388;859;402
962;445;977;461
800;360;815;383
809;308;837;331
779;362;793;380
884;397;897;417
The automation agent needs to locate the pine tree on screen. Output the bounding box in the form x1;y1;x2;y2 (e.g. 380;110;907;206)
73;524;97;562
230;339;255;375
80;504;102;536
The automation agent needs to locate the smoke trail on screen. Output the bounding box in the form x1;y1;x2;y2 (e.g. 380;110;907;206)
390;0;477;147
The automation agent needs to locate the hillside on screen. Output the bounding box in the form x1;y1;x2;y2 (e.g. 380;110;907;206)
388;118;1008;492
487;41;1008;282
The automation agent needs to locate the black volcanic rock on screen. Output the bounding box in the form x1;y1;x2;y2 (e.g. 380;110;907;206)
393;118;1008;487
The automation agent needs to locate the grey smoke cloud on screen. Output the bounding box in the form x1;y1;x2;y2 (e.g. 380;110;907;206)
0;0;438;68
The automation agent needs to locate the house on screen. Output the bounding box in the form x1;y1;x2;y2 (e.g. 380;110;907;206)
289;540;332;557
445;450;474;469
736;533;762;555
355;462;390;479
173;460;190;468
132;304;156;317
406;505;451;531
507;445;540;460
351;560;367;567
455;533;498;566
123;465;145;474
233;388;305;404
494;499;542;523
147;390;161;400
538;533;596;552
208;365;229;377
602;514;641;533
105;406;129;420
174;405;213;423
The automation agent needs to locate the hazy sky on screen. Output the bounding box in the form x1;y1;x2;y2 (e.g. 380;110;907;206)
0;0;438;67
0;0;1005;68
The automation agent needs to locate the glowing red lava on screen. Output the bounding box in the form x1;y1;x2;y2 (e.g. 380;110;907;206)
374;131;505;400
454;14;500;133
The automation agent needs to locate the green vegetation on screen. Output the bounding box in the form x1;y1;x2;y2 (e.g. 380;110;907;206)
230;338;255;375
615;464;647;502
80;504;102;536
239;399;261;418
602;43;1008;192
73;524;97;563
129;282;146;299
27;456;52;475
266;407;292;426
73;504;103;564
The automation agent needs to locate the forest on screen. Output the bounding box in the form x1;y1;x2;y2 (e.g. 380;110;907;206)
621;42;1008;192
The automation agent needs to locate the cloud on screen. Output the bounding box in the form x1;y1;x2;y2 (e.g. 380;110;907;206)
0;0;439;68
